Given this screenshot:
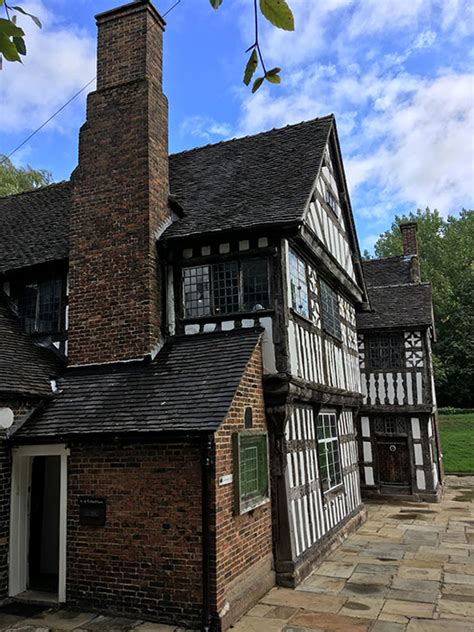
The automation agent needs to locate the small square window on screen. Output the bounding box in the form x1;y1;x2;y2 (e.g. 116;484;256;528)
367;333;404;370
233;432;269;514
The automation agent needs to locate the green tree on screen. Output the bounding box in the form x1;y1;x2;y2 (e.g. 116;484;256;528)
0;154;52;196
373;208;474;407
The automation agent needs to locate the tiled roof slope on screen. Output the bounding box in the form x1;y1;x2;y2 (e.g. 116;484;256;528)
0;294;64;397
0;117;333;271
0;182;70;273
362;256;413;287
165;116;333;239
357;283;433;330
14;328;262;441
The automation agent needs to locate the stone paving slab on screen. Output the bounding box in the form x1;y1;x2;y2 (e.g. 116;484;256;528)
236;475;474;632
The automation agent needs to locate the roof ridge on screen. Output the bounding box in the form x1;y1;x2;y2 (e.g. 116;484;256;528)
363;254;415;263
169;114;335;159
0;180;70;203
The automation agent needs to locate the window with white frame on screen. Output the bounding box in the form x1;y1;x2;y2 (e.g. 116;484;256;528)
320;279;342;339
316;411;342;492
289;249;309;318
183;259;270;318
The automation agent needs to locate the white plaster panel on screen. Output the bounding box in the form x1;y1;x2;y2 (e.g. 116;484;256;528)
363;441;372;463
364;466;374;486
239;240;250;251
260;316;277;374
183;248;193;259
361;416;370;437
258;237;268;248
219;243;230;254
221;321;234;331
201;246;211;256
203;323;216;332
184;324;200;335
411;417;420;439
416;469;426;490
414;444;423;466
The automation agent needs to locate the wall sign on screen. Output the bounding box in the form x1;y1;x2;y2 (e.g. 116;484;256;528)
219;474;233;486
79;497;106;526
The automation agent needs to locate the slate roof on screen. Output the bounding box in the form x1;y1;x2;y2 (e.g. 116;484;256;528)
0;182;70;273
0;117;335;273
0;294;64;397
13;328;262;441
357;283;433;330
362;256;413;287
165;115;334;239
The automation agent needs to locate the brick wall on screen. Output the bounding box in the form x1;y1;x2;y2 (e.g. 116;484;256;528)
69;0;170;365
400;222;418;256
67;441;202;626
211;343;274;625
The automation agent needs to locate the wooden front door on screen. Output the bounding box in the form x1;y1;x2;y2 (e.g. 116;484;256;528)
377;438;411;485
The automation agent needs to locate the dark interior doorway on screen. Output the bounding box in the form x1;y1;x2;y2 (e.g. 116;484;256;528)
28;456;60;593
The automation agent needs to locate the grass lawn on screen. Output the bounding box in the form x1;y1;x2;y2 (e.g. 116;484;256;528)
439;412;474;473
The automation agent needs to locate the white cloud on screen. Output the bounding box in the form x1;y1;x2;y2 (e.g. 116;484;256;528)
2;1;95;134
235;0;474;219
179;115;232;142
347;73;474;214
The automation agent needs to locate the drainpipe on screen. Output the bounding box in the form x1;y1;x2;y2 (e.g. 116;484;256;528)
201;433;213;631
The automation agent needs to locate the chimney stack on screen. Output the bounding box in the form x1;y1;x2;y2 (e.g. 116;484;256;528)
400;222;418;256
68;0;170;365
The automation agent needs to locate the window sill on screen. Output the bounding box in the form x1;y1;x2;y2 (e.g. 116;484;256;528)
323;483;344;501
237;496;270;516
289;308;314;327
181;309;274;323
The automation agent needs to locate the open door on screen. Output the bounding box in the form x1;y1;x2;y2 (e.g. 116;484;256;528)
10;445;69;602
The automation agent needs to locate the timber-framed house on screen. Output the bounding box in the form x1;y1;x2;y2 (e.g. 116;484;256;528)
356;224;443;500
0;1;441;629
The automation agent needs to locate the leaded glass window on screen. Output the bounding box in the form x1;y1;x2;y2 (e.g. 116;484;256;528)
367;333;403;370
316;411;342;492
233;432;269;514
320;280;342;339
183;266;211;317
374;417;408;435
183;259;270;318
18;277;63;334
289;249;309;318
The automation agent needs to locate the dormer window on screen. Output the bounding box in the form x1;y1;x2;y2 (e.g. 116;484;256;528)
17;276;63;334
183;259;271;318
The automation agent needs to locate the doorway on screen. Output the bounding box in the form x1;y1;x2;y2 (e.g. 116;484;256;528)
9;445;68;602
28;456;60;593
377;438;411;487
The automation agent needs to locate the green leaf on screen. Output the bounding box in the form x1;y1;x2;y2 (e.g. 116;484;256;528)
209;0;223;8
243;49;258;86
13;35;26;55
11;6;42;28
252;76;264;93
0;32;21;61
266;73;281;84
266;66;281;76
259;0;294;31
0;18;24;37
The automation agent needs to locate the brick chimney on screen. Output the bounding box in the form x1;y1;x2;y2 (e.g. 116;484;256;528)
400;222;418;256
68;0;170;365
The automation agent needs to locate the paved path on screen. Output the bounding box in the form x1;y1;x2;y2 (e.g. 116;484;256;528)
234;475;474;632
0;476;472;631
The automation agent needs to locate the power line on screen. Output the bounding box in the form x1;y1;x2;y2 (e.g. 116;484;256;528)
1;0;182;166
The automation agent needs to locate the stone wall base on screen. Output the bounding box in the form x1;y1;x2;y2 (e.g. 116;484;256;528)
275;504;367;588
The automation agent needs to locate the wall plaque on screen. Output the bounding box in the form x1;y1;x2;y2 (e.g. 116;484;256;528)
79;496;106;526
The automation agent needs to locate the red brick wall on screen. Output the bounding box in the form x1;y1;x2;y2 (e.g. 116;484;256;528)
68;1;170;365
211;343;274;617
400;222;418;256
67;441;202;626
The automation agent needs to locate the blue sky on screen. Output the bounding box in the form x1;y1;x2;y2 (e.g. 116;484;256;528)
1;0;473;252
